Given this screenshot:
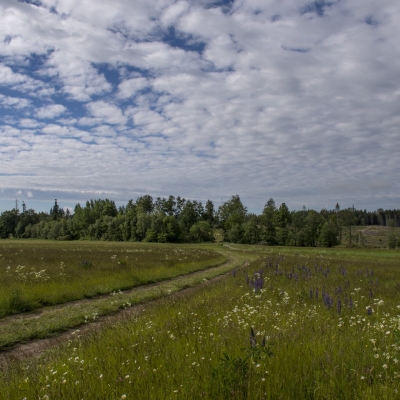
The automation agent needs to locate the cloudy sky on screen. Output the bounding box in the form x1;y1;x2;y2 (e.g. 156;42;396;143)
1;0;399;213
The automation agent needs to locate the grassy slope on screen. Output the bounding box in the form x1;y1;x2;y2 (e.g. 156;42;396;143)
340;225;400;248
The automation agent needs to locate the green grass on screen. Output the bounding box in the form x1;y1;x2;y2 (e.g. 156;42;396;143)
0;252;245;350
0;241;226;318
1;245;400;399
340;225;400;248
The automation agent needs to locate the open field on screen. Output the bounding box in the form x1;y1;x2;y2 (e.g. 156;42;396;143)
0;254;246;351
339;226;400;248
0;241;226;318
0;243;400;399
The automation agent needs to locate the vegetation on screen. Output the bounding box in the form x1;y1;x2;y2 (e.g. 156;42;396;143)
1;245;400;399
0;241;225;318
1;196;399;248
0;245;244;351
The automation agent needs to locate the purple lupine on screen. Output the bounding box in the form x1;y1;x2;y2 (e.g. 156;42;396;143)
369;289;373;299
316;288;319;300
250;327;256;347
323;292;333;309
367;307;373;316
261;336;266;347
349;296;353;309
254;276;264;291
337;297;342;314
310;288;313;299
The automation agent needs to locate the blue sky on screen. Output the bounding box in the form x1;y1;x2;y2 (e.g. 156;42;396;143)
1;0;399;214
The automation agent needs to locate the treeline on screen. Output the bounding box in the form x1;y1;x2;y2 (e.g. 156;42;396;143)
0;195;399;247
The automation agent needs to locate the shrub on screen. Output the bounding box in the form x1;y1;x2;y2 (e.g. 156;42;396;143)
388;233;397;249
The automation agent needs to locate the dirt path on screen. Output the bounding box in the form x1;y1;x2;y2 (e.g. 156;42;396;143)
0;257;231;326
0;256;249;367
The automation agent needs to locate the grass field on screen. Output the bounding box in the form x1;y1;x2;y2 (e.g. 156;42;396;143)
0;243;400;399
339;226;400;248
0;241;226;318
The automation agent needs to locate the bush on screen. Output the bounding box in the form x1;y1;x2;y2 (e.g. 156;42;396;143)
388;233;397;249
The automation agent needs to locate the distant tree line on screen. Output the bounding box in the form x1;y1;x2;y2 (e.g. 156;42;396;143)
0;196;399;247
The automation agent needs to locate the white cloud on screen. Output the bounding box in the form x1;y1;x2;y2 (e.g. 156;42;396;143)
0;94;30;108
19;118;43;129
0;64;27;85
85;101;128;125
36;104;67;119
0;64;49;93
91;125;117;137
1;0;400;211
160;1;190;27
117;77;149;99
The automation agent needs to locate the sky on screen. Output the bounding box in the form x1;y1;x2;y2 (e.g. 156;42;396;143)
1;0;399;214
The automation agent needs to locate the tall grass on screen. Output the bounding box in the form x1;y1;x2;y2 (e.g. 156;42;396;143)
2;248;400;399
0;241;225;318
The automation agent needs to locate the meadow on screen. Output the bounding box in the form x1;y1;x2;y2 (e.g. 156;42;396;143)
0;241;226;318
339;226;400;248
1;244;400;399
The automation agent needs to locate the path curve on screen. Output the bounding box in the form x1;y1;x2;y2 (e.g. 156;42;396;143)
0;255;249;367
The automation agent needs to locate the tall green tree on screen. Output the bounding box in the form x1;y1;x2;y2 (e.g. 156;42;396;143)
50;199;63;220
0;209;19;238
303;210;324;247
318;221;339;247
203;200;215;225
136;195;154;214
217;195;247;233
261;198;277;245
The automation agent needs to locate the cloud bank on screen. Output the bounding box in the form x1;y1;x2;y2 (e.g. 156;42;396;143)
1;0;399;212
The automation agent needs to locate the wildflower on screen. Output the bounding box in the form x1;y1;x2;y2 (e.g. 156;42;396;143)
121;395;127;399
250;327;257;347
374;354;379;359
99;374;103;379
382;364;388;369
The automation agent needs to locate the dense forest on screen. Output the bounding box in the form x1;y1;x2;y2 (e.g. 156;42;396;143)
0;195;399;248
